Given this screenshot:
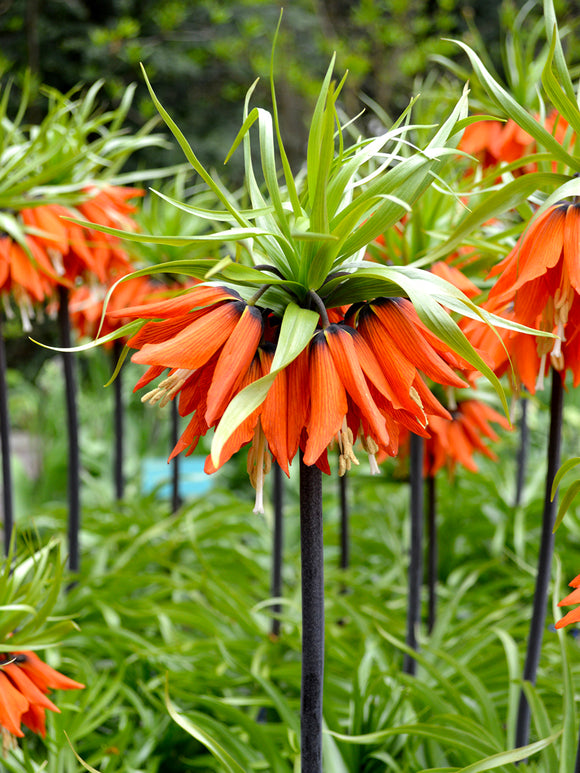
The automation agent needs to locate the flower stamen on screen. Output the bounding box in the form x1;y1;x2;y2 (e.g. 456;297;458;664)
141;368;193;407
337;417;359;476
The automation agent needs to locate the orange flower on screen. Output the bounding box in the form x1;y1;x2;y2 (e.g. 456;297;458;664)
459;120;504;169
121;288;476;508
555;573;580;629
0;650;83;742
69;272;156;348
21;186;143;285
459;111;573;175
481;202;580;392
401;399;511;476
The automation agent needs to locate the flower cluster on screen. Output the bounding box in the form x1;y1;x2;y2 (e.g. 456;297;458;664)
1;186;143;330
0;650;83;747
114;283;474;511
463;201;580;393
459;110;573;174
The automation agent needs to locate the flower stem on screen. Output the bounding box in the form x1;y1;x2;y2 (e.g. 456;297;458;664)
339;470;349;571
0;315;14;554
299;452;324;773
271;461;284;638
403;433;424;675
58;286;80;573
170;400;181;513
515;367;563;750
514;394;529;508
426;473;437;634
112;340;124;501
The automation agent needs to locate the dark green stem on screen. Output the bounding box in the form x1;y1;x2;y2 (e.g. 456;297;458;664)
403;433;424;675
299;452;324;773
514;395;529;508
515;368;563;751
58;286;80;573
0;316;13;554
426;473;437;634
170;400;181;513
112;340;124;501
271;461;284;638
339;471;349;571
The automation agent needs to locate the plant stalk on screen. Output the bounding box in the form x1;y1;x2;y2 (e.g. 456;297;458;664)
58;286;81;573
339;470;349;571
0;316;14;554
426;473;437;634
271;460;284;639
299;452;324;773
170;399;181;513
112;340;124;501
514;394;529;508
515;368;563;750
404;433;424;675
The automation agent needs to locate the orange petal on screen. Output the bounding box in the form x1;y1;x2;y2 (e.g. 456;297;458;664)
110;286;234;319
324;325;389;448
303;333;347;466
132;302;242;369
259;347;290;475
286;349;310;462
17;651;84;692
3;664;59;712
558;587;580;607
371;299;467;388
564;204;580;293
205;306;263;426
555;606;580;629
21;702;47;737
0;671;27;737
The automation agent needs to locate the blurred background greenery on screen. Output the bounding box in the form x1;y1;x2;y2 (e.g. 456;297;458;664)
0;0;532;176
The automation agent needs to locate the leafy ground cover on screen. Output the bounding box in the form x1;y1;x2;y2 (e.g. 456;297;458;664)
4;367;580;772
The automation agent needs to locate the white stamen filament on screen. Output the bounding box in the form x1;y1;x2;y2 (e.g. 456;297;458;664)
535;352;547;392
368;454;380;475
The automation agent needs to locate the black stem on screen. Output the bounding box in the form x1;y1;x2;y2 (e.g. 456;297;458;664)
0;316;14;554
299;452;324;773
426;473;437;634
58;286;80;574
575;722;580;773
514;395;529;508
271;461;284;639
403;433;424;675
515;368;563;751
112;340;124;501
170;399;181;513
339;471;349;571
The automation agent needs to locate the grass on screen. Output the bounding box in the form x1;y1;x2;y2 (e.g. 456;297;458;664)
4;351;580;771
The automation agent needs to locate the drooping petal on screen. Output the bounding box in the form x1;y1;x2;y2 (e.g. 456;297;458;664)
16;651;84;692
564;204;580;293
132;301;242;370
110;285;236;320
205;305;263;426
555;606;580;629
205;356;263;472
371;298;468;388
0;672;27;737
259;347;290;475
286;349;310;462
324;325;389;448
3;664;59;712
558;587;580;607
303;332;347;466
